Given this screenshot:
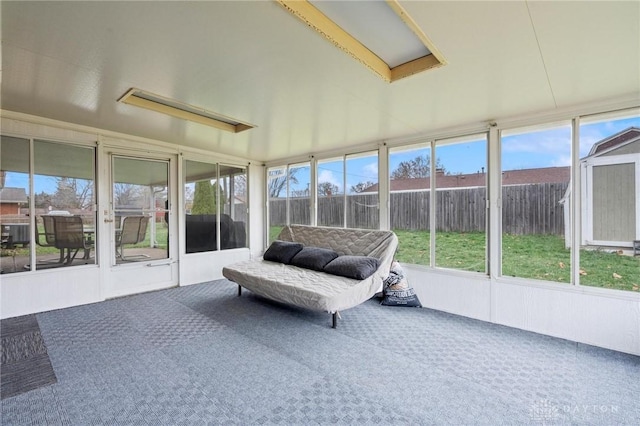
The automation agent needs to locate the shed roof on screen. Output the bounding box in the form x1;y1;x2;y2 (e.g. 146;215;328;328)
0;187;28;203
587;127;640;157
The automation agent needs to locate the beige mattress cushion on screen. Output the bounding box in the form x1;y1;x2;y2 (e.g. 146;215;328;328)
222;225;398;313
223;259;379;312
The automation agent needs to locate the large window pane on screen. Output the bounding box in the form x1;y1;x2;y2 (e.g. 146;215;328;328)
389;144;431;266
219;165;248;250
435;135;487;272
267;166;287;243
1;136;31;274
317;158;345;227
185;161;248;252
346;152;378;229
578;110;640;292
185;160;219;253
289;163;311;226
113;157;167;263
267;163;311;242
34;140;96;269
501;123;571;283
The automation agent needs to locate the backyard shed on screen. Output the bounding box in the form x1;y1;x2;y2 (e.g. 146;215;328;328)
562;127;640;248
0;187;28;215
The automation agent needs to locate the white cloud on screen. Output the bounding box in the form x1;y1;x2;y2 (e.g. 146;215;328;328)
502;135;571;156
317;170;342;191
362;162;378;179
551;154;571;167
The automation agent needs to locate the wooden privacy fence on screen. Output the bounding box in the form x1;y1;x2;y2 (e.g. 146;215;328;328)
501;183;567;235
269;182;568;235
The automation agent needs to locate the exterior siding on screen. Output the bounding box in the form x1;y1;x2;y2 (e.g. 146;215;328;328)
0;204;20;215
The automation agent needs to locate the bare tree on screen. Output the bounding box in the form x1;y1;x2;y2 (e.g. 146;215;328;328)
34;191;52;209
52;177;94;209
391;155;446;179
350;181;376;193
317;181;339;196
268;168;299;198
232;174;246;197
114;183;143;207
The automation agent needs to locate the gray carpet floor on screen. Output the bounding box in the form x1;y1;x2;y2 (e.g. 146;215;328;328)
0;279;638;425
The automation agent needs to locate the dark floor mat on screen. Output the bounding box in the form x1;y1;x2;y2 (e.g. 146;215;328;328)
1;314;57;399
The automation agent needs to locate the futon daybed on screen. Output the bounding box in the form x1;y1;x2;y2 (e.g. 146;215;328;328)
222;225;398;327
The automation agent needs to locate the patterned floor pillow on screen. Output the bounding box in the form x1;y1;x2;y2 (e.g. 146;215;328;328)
380;261;422;308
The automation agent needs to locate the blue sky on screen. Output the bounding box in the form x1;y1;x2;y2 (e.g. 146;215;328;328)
4;173;70;197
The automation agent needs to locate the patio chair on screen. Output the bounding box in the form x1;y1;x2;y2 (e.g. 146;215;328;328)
52;215;94;265
1;229;17;272
115;215;150;261
36;215;65;264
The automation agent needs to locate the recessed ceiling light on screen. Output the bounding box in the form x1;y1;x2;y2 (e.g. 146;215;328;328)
118;88;254;133
277;0;446;82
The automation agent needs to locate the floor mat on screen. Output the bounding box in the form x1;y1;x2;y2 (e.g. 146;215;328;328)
1;314;57;399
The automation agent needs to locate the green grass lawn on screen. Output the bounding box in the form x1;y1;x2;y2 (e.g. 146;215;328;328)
394;230;488;272
501;233;572;283
132;226;168;249
394;230;638;292
269;226;284;243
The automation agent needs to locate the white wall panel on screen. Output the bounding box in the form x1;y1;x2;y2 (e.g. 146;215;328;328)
407;266;640;356
493;280;640;355
1;267;101;318
406;265;491;321
180;249;250;286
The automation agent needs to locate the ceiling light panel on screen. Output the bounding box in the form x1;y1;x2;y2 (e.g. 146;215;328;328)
278;0;446;82
310;0;429;68
118;88;254;133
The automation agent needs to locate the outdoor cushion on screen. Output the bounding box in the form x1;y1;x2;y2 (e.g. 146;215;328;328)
324;255;379;280
263;240;304;264
290;246;339;271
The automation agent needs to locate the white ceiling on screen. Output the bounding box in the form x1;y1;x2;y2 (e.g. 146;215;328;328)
2;1;639;163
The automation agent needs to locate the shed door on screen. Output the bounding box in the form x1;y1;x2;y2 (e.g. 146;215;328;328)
592;162;635;243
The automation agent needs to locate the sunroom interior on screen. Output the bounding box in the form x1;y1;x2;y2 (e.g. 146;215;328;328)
1;1;639;357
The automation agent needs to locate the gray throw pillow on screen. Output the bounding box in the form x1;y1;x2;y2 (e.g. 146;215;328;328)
324;255;379;280
290;246;339;271
263;240;304;264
